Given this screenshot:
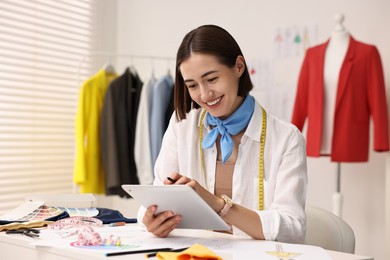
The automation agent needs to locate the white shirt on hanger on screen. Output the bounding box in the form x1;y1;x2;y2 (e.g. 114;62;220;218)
134;76;157;184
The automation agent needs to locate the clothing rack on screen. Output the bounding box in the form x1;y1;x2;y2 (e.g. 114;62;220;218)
78;51;175;64
73;51;175;194
77;51;175;85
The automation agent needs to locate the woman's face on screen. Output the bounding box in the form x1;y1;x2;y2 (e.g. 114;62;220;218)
180;53;245;119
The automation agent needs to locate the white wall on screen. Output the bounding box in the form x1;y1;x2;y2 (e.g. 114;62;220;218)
97;1;390;259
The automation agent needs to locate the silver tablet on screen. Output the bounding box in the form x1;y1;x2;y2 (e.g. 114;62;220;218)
121;184;230;230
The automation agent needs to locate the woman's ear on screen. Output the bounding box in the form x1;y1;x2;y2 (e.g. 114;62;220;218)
235;55;245;77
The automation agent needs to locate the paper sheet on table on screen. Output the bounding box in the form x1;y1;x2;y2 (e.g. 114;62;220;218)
31;225;332;259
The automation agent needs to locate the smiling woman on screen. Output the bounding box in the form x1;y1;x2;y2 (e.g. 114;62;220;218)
0;0;99;215
136;24;308;243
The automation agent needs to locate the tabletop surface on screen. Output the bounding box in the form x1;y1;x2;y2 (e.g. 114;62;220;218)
0;223;374;260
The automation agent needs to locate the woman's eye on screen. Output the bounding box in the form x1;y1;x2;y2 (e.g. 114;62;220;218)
186;83;197;89
207;77;217;83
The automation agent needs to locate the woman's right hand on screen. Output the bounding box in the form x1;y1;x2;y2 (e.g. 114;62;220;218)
142;205;182;238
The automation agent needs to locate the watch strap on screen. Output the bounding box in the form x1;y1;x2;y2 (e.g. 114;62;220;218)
219;194;233;217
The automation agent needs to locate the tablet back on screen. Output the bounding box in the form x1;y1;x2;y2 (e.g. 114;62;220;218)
122;184;230;230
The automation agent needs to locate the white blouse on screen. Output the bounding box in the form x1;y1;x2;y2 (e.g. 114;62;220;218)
138;100;308;243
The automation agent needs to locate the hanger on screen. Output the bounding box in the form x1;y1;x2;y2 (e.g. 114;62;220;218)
126;55;138;76
129;65;138;75
166;59;172;78
103;63;116;74
150;58;156;79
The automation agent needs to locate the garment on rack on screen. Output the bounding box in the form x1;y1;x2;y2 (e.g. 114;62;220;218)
164;84;175;131
74;69;117;194
150;74;174;169
134;76;157;184
100;67;143;197
291;36;389;162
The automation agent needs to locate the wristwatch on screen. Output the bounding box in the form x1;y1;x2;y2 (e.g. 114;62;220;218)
219;194;234;217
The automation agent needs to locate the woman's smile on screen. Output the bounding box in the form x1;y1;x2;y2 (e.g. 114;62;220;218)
205;96;223;107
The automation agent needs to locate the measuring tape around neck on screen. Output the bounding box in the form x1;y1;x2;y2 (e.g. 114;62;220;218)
199;106;267;210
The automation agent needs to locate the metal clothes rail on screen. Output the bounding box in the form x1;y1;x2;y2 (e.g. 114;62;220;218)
76;51;175;85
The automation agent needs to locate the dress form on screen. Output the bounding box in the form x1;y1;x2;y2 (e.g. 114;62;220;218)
323;13;350;217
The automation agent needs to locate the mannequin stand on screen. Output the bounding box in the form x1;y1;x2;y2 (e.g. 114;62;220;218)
332;162;343;217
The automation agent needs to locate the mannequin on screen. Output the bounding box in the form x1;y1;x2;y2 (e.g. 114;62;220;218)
322;13;350;155
323;13;350;217
292;12;390;217
292;11;389;160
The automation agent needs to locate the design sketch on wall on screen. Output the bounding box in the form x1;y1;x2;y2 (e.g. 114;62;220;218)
247;23;318;122
273;24;318;59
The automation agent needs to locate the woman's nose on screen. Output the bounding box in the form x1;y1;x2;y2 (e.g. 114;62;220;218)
200;84;212;100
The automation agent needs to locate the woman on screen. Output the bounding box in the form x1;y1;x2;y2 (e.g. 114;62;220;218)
138;24;307;243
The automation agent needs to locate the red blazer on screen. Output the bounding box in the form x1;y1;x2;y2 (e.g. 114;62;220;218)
291;36;389;162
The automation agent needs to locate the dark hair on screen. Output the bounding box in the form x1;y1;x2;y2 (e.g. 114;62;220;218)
174;24;253;121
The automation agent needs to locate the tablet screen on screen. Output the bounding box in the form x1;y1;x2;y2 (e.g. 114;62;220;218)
122;184;230;230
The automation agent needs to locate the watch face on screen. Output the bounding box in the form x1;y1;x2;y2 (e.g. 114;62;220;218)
221;194;233;205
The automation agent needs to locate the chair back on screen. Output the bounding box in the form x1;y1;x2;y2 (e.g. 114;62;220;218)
305;205;355;253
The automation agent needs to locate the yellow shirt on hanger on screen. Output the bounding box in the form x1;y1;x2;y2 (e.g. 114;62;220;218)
74;69;117;194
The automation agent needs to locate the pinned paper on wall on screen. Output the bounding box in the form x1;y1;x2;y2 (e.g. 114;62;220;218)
247;23;319;121
273;24;318;59
247;59;274;91
248;58;295;121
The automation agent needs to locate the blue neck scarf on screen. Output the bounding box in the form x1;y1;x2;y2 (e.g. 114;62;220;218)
202;95;255;164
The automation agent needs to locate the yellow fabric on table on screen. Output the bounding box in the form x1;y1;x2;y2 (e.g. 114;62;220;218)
0;220;53;232
156;243;222;260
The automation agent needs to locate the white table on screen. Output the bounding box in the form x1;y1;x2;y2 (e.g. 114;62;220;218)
0;224;373;260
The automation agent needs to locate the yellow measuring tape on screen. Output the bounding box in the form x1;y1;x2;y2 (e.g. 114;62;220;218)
199;110;208;187
199;106;267;210
258;107;266;210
